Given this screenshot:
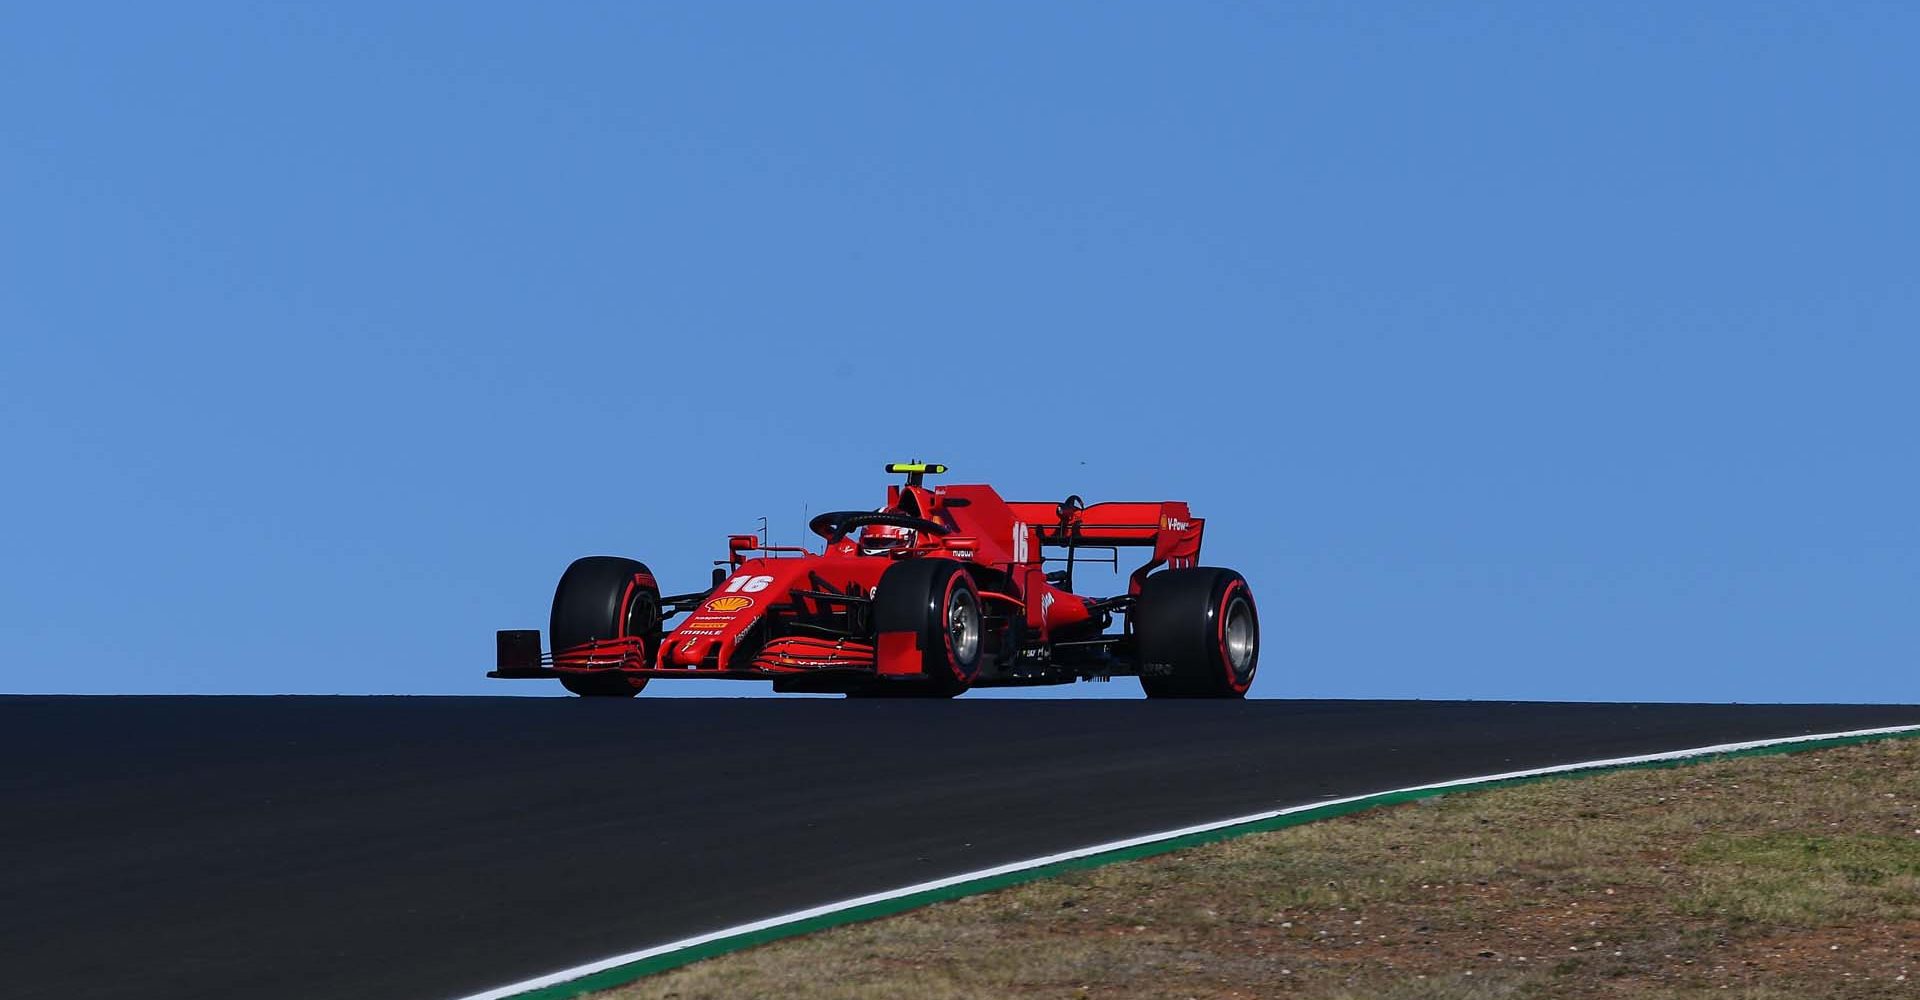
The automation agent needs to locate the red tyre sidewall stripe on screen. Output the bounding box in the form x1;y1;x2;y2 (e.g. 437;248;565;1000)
1218;578;1254;694
615;579;638;639
615;576;650;689
939;571;977;684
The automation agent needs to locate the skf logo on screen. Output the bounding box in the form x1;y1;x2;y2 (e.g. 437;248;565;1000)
705;596;753;613
1162;516;1191;532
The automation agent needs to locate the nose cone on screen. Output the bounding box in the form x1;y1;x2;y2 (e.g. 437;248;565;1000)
660;559;813;669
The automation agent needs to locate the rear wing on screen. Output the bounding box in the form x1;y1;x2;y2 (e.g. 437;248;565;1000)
1004;498;1204;593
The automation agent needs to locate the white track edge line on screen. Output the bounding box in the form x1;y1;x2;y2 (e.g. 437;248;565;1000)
453;722;1920;1000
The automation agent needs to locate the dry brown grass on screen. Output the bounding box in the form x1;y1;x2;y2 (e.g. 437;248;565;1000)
598;737;1920;999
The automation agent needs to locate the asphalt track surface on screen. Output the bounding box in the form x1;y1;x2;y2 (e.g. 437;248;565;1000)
6;698;1920;1000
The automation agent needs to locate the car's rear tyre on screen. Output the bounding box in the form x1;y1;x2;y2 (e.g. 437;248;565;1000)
863;558;983;698
550;556;659;697
1135;567;1258;699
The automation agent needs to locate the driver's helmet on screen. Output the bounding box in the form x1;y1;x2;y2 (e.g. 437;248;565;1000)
858;513;916;555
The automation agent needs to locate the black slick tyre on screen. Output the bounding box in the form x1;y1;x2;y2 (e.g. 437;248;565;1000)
1134;567;1258;699
863;558;984;698
549;556;660;697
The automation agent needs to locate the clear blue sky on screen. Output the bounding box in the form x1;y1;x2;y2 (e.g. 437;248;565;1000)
3;3;1914;700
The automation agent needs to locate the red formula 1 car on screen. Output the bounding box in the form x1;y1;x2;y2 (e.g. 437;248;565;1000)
490;464;1260;698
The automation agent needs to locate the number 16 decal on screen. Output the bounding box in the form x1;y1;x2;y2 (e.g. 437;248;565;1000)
724;575;774;593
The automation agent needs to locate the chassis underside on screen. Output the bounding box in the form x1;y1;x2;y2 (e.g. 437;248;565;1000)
489;589;1141;693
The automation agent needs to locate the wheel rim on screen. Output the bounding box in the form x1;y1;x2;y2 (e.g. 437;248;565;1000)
623;588;658;638
947;588;981;666
1223;595;1256;676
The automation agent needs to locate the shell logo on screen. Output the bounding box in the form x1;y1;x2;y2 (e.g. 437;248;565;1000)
705;596;754;613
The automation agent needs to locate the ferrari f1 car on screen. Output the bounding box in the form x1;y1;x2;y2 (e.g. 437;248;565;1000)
490;464;1259;698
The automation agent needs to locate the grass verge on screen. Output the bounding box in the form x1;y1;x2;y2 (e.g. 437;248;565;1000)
595;736;1920;999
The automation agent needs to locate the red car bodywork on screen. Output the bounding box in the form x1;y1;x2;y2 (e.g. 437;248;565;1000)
492;465;1235;695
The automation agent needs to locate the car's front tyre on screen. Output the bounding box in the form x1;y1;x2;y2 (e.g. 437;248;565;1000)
549;556;659;697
